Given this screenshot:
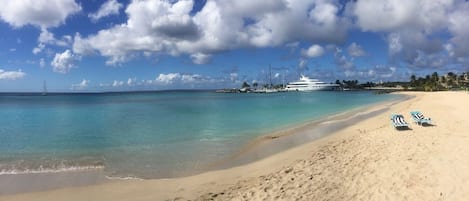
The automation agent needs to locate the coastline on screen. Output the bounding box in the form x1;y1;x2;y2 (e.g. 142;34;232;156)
0;90;396;181
205;94;408;171
0;92;404;195
3;91;469;200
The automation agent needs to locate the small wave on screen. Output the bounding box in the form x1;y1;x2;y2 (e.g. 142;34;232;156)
0;165;104;175
104;175;145;181
0;159;105;176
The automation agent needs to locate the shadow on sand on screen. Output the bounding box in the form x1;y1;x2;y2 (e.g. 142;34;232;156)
420;123;436;127
396;126;413;131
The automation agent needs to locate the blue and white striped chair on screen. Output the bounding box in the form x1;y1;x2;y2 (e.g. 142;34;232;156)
391;114;409;129
410;111;432;125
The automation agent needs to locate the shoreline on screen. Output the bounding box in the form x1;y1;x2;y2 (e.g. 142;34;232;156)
0;93;406;195
5;91;469;200
205;94;408;171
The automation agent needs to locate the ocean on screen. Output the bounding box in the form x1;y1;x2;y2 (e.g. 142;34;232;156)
0;91;401;179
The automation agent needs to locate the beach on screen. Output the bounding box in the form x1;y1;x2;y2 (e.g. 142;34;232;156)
1;91;469;201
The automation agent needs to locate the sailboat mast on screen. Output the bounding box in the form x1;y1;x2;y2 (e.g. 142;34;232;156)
269;64;272;88
42;80;47;95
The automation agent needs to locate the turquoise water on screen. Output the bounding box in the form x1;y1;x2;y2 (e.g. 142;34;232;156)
0;91;399;178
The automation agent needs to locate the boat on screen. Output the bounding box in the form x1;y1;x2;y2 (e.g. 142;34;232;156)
285;75;340;91
252;64;280;93
253;88;279;93
42;80;47;96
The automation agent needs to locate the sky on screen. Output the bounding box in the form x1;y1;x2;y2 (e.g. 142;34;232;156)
0;0;469;92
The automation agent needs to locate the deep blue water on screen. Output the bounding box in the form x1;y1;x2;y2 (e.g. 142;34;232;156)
0;91;400;178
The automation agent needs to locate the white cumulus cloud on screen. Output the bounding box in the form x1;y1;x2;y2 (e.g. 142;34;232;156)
0;0;81;28
347;42;366;57
89;0;123;22
112;80;124;87
349;0;465;68
190;53;212;64
73;0;348;65
71;79;90;90
301;44;325;58
127;77;137;86
51;50;78;74
0;69;26;80
155;73;182;84
33;29;73;54
351;0;451;32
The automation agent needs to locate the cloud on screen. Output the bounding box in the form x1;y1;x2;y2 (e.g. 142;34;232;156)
334;48;354;70
298;59;308;69
38;29;72;46
0;1;79;57
448;1;469;58
347;42;366;57
366;65;397;79
73;0;349;65
349;0;466;69
33;43;46;55
112;80;124;87
51;50;79;73
98;73;229;90
71;79;90;90
0;69;26;80
33;29;73;54
387;32;402;56
155;73;182;84
190;53;212;64
0;0;81;28
152;72;226;87
127;77;137;86
301;44;325;58
89;0;123;22
229;73;238;82
351;0;451;32
39;58;45;68
342;65;398;81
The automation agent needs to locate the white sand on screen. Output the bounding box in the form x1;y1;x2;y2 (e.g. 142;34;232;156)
2;91;469;201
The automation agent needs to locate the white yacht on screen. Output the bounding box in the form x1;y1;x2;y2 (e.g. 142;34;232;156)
285;75;339;91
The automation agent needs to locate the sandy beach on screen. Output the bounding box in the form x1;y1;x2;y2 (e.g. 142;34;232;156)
2;91;469;201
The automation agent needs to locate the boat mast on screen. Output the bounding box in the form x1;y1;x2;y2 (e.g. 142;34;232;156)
269;64;272;89
283;70;286;88
42;80;47;95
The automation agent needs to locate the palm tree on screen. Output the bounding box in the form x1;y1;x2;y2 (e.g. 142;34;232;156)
447;72;457;88
335;80;342;87
431;72;439;82
410;75;416;87
241;82;250;88
441;76;447;88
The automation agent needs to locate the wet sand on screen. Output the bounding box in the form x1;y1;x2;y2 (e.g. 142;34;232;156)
2;91;469;201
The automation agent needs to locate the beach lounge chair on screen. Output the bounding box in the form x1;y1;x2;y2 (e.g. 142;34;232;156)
391;114;409;129
410;111;432;125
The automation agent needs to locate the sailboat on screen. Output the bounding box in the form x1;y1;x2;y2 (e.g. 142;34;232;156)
255;65;278;93
42;80;47;96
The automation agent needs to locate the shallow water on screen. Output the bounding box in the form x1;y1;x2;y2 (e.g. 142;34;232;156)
0;91;401;178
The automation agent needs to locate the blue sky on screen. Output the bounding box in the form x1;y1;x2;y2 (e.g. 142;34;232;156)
1;0;469;92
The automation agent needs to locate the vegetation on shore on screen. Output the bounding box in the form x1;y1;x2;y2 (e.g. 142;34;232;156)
334;71;469;91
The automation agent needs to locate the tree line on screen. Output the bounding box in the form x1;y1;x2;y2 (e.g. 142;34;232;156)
409;71;469;91
336;71;469;91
